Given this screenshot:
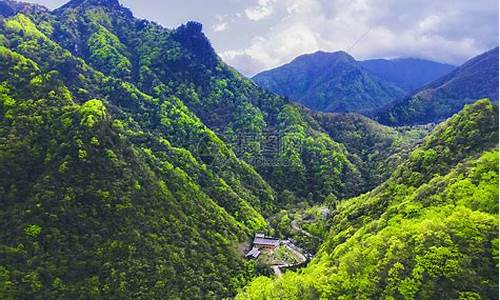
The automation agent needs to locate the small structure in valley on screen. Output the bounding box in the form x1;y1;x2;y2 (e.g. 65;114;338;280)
245;233;280;259
244;233;310;276
252;233;280;249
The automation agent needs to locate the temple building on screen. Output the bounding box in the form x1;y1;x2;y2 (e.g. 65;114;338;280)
252;233;280;249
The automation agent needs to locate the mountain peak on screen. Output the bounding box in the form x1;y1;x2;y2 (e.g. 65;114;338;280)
56;0;121;11
253;49;405;113
293;50;356;65
172;21;218;69
0;0;49;16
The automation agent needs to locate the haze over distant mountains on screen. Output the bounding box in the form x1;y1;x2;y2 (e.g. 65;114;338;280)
252;51;457;113
360;58;455;93
376;47;499;125
253;48;499;126
252;51;407;113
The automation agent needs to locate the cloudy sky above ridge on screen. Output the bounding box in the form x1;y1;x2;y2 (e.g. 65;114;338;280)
25;0;499;76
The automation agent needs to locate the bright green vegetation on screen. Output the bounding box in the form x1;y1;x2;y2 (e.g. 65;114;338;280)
310;111;431;191
0;1;498;299
0;1;381;297
238;100;499;299
256;246;303;268
268;204;330;254
0;7;273;298
0;32;261;298
268;104;360;201
87;25;132;78
46;1;370;204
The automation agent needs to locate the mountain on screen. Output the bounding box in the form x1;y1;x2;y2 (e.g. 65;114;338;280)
252;51;406;113
376;47;499;125
0;0;394;297
0;0;47;16
238;99;499;299
0;6;272;299
309;111;430;190
1;0;497;298
360;58;456;92
47;2;371;203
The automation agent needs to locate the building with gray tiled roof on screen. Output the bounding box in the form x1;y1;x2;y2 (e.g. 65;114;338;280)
252;233;280;249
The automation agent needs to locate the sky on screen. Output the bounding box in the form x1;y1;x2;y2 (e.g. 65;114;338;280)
24;0;499;77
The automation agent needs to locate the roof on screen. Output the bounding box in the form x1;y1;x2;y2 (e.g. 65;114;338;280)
245;247;261;259
253;237;280;247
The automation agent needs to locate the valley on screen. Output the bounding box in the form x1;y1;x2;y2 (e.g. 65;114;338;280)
0;0;498;299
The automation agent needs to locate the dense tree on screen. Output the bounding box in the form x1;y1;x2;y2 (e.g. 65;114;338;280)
252;51;406;113
375;47;499;126
40;0;370;203
0;6;273;298
238;100;499;300
0;1;497;298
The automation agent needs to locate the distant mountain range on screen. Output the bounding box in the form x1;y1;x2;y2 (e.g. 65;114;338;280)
376;47;499;125
252;51;456;113
360;58;455;92
252;51;406;113
0;0;47;15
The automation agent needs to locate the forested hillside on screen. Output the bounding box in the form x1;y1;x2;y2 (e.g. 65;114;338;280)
360;58;455;93
44;0;371;203
310;111;430;190
238;99;499;299
253;53;456;114
0;0;497;299
253;51;406;113
376;47;499;125
0;0;412;297
0;7;271;298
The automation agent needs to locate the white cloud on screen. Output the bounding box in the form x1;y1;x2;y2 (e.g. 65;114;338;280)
27;0;497;76
213;22;228;32
221;23;321;74
245;0;277;21
222;0;498;76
